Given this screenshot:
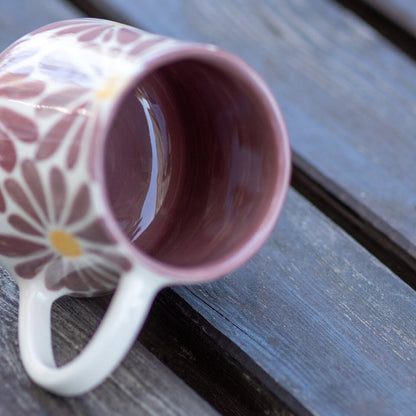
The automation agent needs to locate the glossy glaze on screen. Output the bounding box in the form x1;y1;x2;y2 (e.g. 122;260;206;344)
105;59;283;268
0;18;290;396
0;17;290;291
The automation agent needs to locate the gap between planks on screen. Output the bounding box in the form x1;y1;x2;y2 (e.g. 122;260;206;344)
66;0;416;293
291;153;416;289
333;0;416;61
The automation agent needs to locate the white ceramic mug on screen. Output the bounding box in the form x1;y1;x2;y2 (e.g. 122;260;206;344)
0;18;291;395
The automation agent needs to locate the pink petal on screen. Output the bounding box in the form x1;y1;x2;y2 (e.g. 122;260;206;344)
78;27;106;42
61;270;89;292
36;88;88;118
0;74;45;99
22;159;49;220
44;257;65;291
8;214;43;236
71;265;117;293
55;23;100;36
0;188;5;212
117;28;138;44
89;249;132;271
36;115;74;160
104;252;132;271
0;234;46;257
76;219;114;244
103;31;112;42
36;103;89;160
87;122;101;179
4;178;42;225
127;38;162;57
15;252;54;279
0;129;16;172
31;20;87;35
91;263;120;282
65;184;90;225
82;266;116;289
49;167;66;223
0;107;38;143
0;73;26;85
66;118;87;169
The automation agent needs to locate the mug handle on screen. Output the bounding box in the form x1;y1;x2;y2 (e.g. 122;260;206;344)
18;266;164;396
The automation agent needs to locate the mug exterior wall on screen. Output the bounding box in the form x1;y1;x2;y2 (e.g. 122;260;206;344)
0;18;291;396
0;18;291;295
0;19;179;296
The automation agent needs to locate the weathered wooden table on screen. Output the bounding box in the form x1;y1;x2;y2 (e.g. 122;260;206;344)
1;1;416;415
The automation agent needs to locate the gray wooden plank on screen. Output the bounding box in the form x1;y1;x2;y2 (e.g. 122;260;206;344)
0;271;219;416
334;0;416;64
362;0;416;37
129;291;298;416
73;0;416;284
0;1;220;414
175;189;416;416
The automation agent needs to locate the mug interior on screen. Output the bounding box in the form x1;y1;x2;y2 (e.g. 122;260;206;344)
103;53;288;279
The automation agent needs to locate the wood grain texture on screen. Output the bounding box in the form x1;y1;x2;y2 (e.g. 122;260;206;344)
0;269;219;416
0;1;292;415
138;289;298;416
175;189;416;416
361;0;416;36
334;0;416;62
72;0;416;285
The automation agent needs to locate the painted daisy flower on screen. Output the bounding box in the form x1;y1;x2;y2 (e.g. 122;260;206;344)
0;159;131;294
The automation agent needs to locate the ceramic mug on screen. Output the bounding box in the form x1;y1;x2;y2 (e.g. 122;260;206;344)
0;18;291;396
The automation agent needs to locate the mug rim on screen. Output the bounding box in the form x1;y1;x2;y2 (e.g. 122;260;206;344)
93;44;291;283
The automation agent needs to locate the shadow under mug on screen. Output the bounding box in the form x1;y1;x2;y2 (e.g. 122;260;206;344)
0;18;291;395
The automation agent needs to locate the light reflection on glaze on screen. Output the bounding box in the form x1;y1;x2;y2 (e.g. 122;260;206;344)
130;88;170;242
106;59;282;268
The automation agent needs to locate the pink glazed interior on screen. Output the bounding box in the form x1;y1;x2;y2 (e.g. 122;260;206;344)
103;52;290;281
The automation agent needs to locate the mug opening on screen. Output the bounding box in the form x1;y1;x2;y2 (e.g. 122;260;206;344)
100;48;290;281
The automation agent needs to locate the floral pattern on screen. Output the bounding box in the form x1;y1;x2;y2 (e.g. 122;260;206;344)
0;71;47;211
34;19;164;57
0;160;131;294
34;85;91;168
0;18;174;295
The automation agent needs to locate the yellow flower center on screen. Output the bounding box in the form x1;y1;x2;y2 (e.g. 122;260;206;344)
96;76;124;100
49;229;82;258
